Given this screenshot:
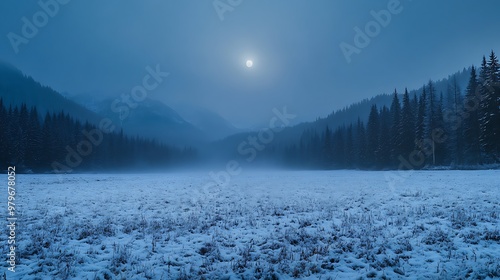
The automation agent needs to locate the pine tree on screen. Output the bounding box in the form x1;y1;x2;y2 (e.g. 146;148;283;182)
26;107;42;170
42;112;56;164
367;104;380;167
389;90;401;164
426;81;438;165
447;76;464;165
400;88;415;160
416;87;427;141
434;93;446;165
479;53;499;161
332;126;346;167
426;81;437;137
322;126;333;167
411;93;419;123
0;99;7;169
345;124;354;168
18;103;29;166
463;66;482;164
378;106;391;167
9;106;21;165
452;76;463;113
487;51;500;159
355;118;367;168
445;82;454;112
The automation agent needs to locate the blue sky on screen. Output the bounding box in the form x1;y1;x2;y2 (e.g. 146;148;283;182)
1;0;499;127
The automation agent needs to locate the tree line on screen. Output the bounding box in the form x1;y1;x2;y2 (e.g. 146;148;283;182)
0;100;196;172
284;51;500;169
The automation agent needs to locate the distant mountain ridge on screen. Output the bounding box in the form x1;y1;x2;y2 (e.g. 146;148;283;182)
90;97;206;147
211;67;472;160
0;61;102;124
0;62;238;147
70;94;241;145
173;104;242;141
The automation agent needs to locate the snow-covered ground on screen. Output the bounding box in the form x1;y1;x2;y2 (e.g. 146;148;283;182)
2;170;500;279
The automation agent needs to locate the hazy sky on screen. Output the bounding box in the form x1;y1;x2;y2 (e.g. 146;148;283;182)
1;0;499;127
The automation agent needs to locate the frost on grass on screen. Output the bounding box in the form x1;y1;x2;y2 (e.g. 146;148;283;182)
2;171;500;279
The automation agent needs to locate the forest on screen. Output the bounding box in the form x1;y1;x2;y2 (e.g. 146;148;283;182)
0;100;196;172
283;51;500;169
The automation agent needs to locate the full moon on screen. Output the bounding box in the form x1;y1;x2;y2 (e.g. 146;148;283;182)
246;60;253;68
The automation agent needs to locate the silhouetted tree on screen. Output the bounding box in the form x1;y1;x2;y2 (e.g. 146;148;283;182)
378;106;391;167
463;66;482;164
389;90;401;164
479;52;500;161
367;105;380;167
400;89;415;161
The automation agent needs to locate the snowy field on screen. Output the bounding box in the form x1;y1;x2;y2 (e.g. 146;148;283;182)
2;170;500;279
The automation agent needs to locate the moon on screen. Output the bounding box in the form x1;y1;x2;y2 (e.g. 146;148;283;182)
246;60;253;68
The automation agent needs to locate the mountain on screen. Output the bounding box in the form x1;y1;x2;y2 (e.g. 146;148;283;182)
0;61;102;124
314;67;472;133
69;95;206;147
210;67;473;161
71;92;242;144
173;104;241;141
0;62;205;147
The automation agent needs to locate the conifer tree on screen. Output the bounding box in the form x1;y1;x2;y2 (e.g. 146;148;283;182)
463;66;481;164
344;124;354;168
389;90;401;163
26;107;42;169
322;126;333;167
434;93;446;165
367;104;380;167
355;118;367;167
426;81;438;165
487;51;500;158
0;99;7;169
400;88;415;160
479;53;499;161
416;87;427;142
378;106;391;167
